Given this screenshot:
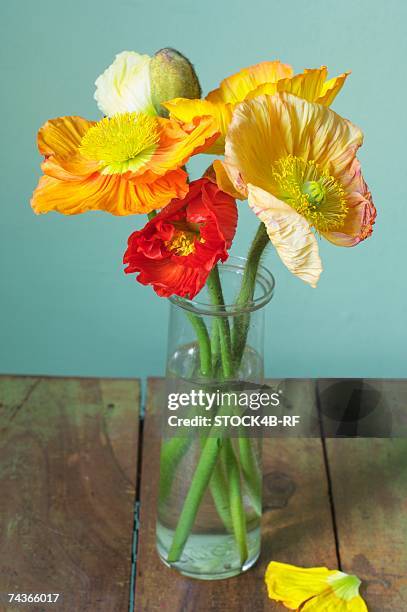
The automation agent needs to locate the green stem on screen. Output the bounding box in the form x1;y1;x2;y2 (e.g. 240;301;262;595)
147;210;157;220
210;319;221;377
206;266;234;378
229;223;268;517
167;436;223;562
232;222;269;366
238;437;262;517
206;266;248;562
223;439;248;565
158;306;212;510
208;442;233;532
159;437;192;501
186;312;212;377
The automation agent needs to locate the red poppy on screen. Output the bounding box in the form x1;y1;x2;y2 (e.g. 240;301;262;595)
123;178;237;298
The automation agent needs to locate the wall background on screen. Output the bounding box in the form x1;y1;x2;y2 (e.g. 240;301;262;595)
1;0;405;380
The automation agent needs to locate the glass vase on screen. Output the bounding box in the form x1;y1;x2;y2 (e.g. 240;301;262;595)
156;256;275;580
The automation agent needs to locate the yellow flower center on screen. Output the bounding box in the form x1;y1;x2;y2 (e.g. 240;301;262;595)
165;229;198;256
80;112;159;175
165;222;204;257
272;155;348;232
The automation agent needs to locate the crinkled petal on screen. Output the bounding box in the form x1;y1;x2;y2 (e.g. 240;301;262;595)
279;67;329;101
31;174;139;215
225;93;363;194
247;68;350;107
163;98;216;122
41;152;100;181
265;562;338;609
125;256;203;298
131;169;189;212
225;95;291;193
163;97;232;154
199;180;238;248
301;589;368;611
31;169;188;216
323;158;376;246
207;60;293;104
94;51;155;117
38;116;95;158
248;184;322;287
212;160;246;200
316;72;351;106
37;116;99;180
323;191;376;246
245;67;327;102
265;563;367;612
140;116;219;177
243;81;279;100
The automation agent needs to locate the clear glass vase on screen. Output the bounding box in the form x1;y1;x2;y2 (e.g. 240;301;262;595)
156;256;275;580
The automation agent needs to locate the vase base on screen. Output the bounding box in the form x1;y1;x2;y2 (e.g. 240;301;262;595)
157;550;260;580
156;523;261;580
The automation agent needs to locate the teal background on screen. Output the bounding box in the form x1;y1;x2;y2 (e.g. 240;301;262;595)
1;0;405;380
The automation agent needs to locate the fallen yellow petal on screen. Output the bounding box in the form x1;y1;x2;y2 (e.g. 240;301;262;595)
265;561;368;611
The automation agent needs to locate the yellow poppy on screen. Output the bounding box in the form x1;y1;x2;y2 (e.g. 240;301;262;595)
265;561;368;611
215;92;376;287
163;62;349;154
31;112;218;216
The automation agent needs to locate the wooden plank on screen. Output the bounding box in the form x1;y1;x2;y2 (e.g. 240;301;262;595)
0;375;140;612
134;378;337;611
321;380;407;611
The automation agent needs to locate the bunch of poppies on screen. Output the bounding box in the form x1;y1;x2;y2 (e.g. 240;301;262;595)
31;48;375;299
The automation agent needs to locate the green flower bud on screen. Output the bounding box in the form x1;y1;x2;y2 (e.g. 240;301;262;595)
150;48;201;117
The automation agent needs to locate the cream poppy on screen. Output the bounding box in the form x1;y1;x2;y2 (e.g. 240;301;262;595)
215;92;376;286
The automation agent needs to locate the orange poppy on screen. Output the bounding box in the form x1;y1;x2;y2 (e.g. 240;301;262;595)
31;112;218;216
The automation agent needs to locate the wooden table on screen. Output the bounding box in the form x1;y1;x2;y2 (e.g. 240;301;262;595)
0;376;406;611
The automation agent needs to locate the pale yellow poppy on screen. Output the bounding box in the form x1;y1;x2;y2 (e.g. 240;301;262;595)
215;93;376;286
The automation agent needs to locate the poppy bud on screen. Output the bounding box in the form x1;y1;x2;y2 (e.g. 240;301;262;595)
150;48;201;117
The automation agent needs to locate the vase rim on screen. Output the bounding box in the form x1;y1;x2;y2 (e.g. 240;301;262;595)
169;256;275;316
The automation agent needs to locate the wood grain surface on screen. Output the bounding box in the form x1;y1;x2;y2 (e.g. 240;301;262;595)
326;438;407;611
134;379;337;612
317;379;407;610
0;376;140;612
1;376;405;612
